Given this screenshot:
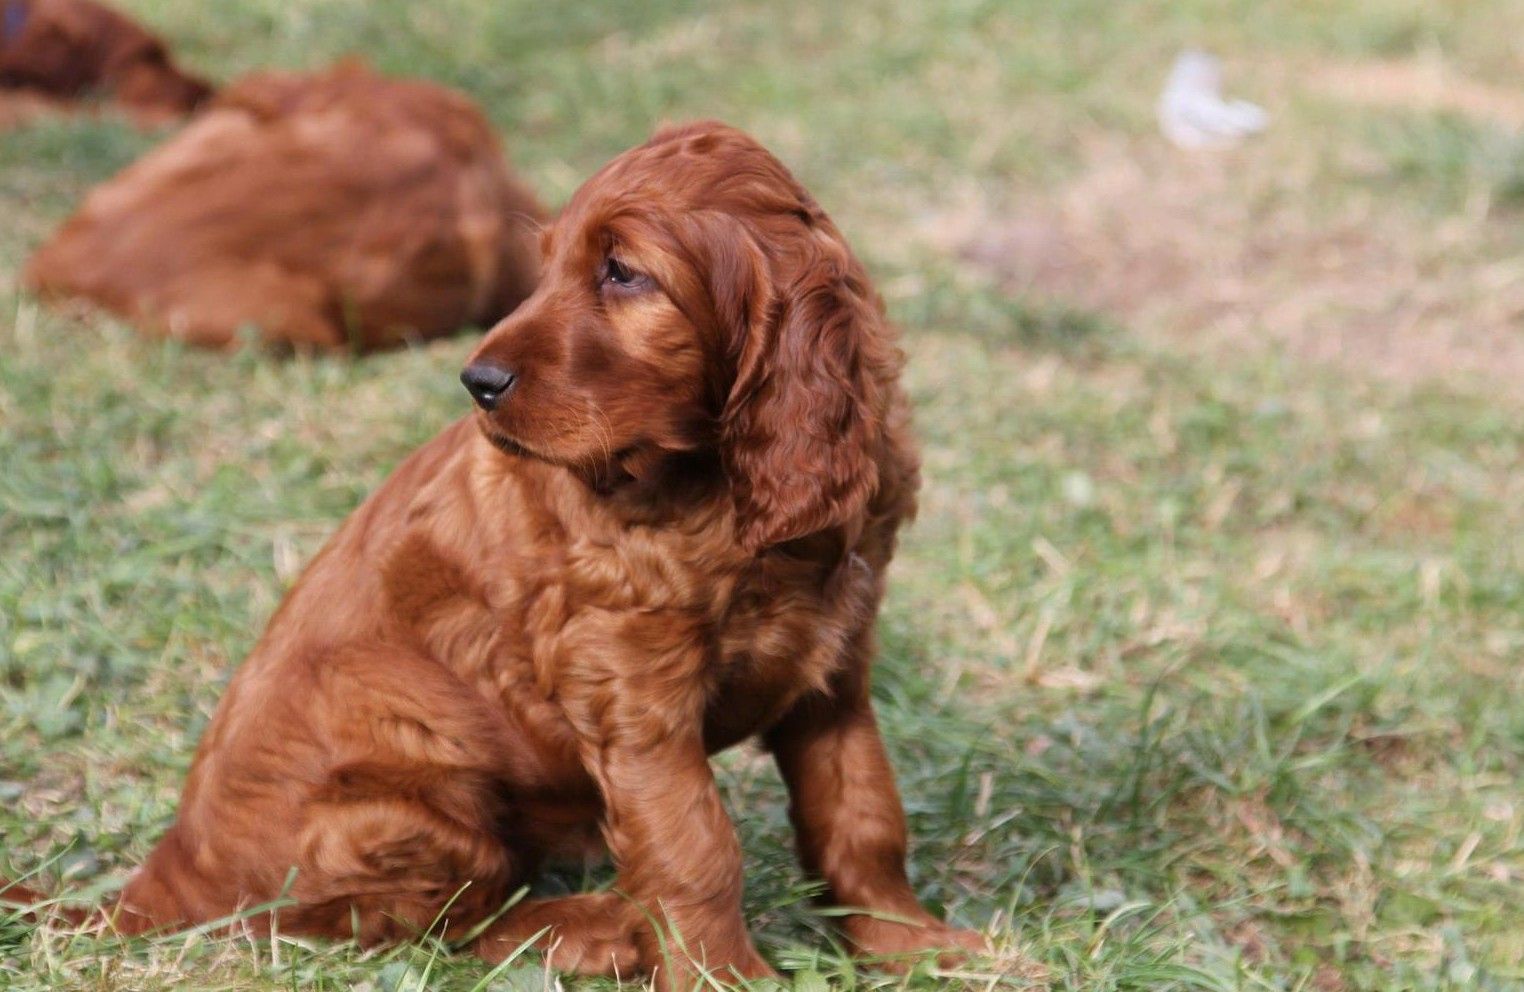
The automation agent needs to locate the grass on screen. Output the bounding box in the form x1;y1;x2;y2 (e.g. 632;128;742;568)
4;0;1524;989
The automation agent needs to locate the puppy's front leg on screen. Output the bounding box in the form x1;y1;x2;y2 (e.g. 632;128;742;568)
764;640;987;967
563;628;773;989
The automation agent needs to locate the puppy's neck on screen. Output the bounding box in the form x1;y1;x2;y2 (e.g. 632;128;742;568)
587;447;727;518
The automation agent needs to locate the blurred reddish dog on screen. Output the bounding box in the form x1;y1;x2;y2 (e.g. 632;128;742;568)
26;62;546;352
6;123;984;989
0;0;211;125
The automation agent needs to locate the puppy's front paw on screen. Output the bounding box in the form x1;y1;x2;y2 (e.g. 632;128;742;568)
846;916;989;970
727;950;782;982
653;952;778;992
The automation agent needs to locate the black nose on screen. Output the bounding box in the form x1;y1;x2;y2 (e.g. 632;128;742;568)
460;362;517;411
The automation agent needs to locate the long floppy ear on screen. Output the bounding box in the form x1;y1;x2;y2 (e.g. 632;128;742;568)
720;227;884;552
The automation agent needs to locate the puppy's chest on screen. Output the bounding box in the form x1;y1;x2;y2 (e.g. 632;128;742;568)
701;564;861;748
389;528;867;744
547;536;865;741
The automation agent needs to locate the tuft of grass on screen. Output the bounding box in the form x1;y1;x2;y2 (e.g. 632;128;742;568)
5;1;1524;990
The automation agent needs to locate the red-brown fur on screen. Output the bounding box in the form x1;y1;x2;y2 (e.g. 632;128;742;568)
0;0;211;124
24;62;545;352
9;122;984;987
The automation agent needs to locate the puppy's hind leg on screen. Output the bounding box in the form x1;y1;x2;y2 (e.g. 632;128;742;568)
277;644;533;943
112;642;532;944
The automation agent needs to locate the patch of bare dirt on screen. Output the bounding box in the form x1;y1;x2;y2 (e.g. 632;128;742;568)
1313;58;1524;131
922;131;1524;391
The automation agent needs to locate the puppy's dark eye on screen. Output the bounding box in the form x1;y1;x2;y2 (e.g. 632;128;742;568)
602;257;649;292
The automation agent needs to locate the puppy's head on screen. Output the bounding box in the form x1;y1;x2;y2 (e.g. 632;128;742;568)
0;0;212;113
464;121;893;551
108;45;214;114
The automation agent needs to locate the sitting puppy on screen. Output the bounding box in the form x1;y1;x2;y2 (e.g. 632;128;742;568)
0;0;212;123
17;122;983;987
25;61;544;352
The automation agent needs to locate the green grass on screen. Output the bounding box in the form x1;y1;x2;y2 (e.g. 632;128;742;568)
5;1;1524;989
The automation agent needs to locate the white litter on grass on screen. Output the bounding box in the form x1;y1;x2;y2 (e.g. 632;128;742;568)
1157;49;1268;148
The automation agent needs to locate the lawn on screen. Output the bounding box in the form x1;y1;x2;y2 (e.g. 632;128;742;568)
4;1;1524;990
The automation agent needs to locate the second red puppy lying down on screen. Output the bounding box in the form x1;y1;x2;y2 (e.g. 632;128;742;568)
25;61;545;352
20;122;987;988
0;0;212;124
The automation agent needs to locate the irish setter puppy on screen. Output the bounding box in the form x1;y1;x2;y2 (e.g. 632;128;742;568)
14;122;983;987
26;62;544;352
0;0;212;124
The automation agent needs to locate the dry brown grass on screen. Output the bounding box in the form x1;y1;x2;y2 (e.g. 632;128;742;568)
922;63;1524;394
1313;58;1524;131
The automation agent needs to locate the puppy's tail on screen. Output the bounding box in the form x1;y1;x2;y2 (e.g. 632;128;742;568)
4;837;269;939
0;876;101;929
1;871;165;934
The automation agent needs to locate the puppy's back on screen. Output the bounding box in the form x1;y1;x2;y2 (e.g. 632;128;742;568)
25;61;544;351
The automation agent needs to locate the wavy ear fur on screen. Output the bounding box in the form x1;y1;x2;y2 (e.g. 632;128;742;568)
720;223;884;553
